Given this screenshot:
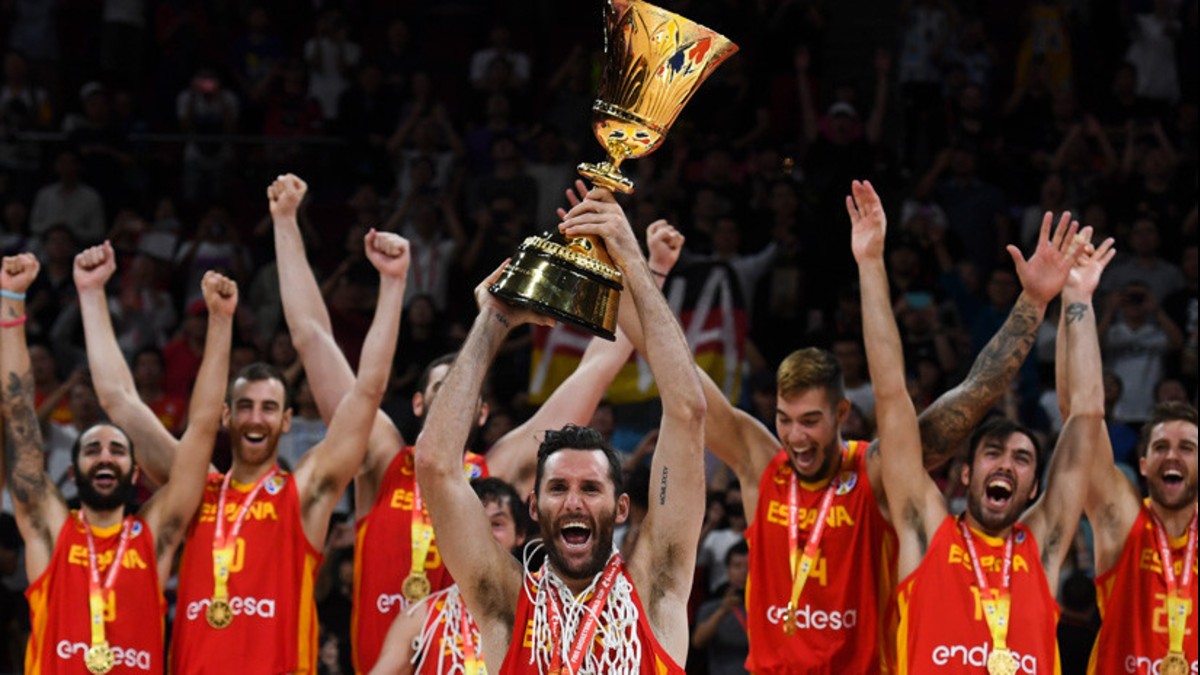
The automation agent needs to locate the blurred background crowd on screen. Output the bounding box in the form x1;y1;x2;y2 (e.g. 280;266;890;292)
0;0;1196;672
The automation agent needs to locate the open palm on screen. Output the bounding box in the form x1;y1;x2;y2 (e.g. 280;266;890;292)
1008;212;1087;305
1065;236;1117;296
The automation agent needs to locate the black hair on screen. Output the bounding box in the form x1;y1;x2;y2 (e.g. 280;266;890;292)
533;424;623;497
966;417;1046;482
471;477;529;534
416;353;458;396
724;539;749;566
227;362;291;408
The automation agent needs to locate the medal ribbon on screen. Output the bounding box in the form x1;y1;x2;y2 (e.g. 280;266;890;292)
958;520;1014;653
80;513;133;651
545;553;624;675
785;449;843;619
211;468;278;602
410;483;435;581
460;599;484;675
1148;507;1198;655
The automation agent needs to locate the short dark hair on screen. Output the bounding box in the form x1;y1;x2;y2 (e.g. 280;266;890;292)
227;362;290;408
1138;401;1198;457
725;539;749;566
534;424;623;497
966;417;1046;481
471;477;529;534
71;423;135;470
416;353;457;395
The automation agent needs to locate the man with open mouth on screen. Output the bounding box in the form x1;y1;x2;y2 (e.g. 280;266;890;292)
1065;247;1198;670
414;187;706;674
79;226;407;673
854;177;1103;674
3;251;233;675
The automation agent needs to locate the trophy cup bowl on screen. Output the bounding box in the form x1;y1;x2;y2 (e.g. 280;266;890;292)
490;0;737;339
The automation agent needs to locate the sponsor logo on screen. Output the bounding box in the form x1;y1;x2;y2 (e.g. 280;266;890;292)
130;520;143;538
766;604;858;631
56;641;152;671
835;471;857;495
1015;529;1026;545
465;462;484;480
185;596;276;621
377;593;408;614
1124;654;1200;673
931;643;1038;673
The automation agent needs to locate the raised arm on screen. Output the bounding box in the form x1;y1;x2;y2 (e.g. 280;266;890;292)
916;211;1082;469
75;242;179;484
1;254;68;580
414;267;550;669
850;182;945;581
293;230;408;548
269;174;404;505
1022;230;1108;591
141;272;236;583
487;218;685;496
560;189;707;664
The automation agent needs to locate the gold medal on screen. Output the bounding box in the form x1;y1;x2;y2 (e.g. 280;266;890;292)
206;598;234;629
781;603;796;636
1161;652;1189;675
403;572;431;603
84;643;114;674
986;648;1018;675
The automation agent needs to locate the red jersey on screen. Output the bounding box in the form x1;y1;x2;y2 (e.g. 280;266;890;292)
412;585;484;675
1088;503;1198;674
171;470;322;674
744;440;897;674
498;559;683;674
34;388;73;426
896;516;1060;674
26;513;164;674
146;394;187;436
352;447;489;673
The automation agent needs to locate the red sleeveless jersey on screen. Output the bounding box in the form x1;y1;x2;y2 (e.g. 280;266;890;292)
1088;503;1198;674
497;560;683;674
26;513;164;675
352;446;489;673
412;585;484;675
170;471;322;674
744;440;898;674
896;516;1060;675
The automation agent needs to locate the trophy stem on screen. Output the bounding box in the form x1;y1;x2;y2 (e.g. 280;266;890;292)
577;159;635;194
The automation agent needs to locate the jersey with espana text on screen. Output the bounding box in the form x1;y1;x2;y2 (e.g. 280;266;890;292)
171;470;322;673
896;516;1060;675
744;440;897;673
26;514;164;675
352;446;488;673
1088;502;1198;674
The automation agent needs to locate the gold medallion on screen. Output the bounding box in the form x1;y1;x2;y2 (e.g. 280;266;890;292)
986;648;1018;675
84;643;114;674
1162;652;1189;675
781;605;796;637
403;572;431;603
206;597;234;629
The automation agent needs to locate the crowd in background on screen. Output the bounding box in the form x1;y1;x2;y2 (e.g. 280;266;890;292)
0;0;1196;672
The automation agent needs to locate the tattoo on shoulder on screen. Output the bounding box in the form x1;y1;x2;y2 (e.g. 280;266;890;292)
658;467;668;506
1065;302;1089;324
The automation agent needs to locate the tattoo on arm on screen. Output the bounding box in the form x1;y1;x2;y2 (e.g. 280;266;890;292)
919;298;1042;462
492;312;510;329
658;467;668;506
1064;303;1088;324
4;370;51;527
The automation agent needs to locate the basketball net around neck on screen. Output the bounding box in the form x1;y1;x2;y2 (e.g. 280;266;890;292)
411;585;481;675
522;541;642;675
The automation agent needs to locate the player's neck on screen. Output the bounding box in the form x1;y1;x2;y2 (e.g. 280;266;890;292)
79;503;126;529
1149;499;1198;539
228;457;278;485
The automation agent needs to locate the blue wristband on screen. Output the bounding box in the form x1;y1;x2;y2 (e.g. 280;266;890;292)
0;290;26;300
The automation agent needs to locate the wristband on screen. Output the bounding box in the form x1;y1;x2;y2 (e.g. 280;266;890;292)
0;315;28;328
0;290;26;300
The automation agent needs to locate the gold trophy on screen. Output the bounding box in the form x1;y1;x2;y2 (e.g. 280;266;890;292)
489;0;737;340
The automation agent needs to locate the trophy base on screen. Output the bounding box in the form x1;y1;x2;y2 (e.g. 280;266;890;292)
489;236;623;341
578;162;635;194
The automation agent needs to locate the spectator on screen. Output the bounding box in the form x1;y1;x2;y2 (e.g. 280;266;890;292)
176;68;239;205
132;347;187;435
304;9;361;121
1100;218;1186;303
0;50;52;129
1100;280;1185;423
692;540;750;675
67;82;134;202
832;335;875;420
231;6;285;103
915;145;1010;275
1126;0;1183;103
1102;372;1140;469
278;377;328;472
468;25;531;91
29;151;106;244
160;298;207;402
100;0;147;86
27;225;80;336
